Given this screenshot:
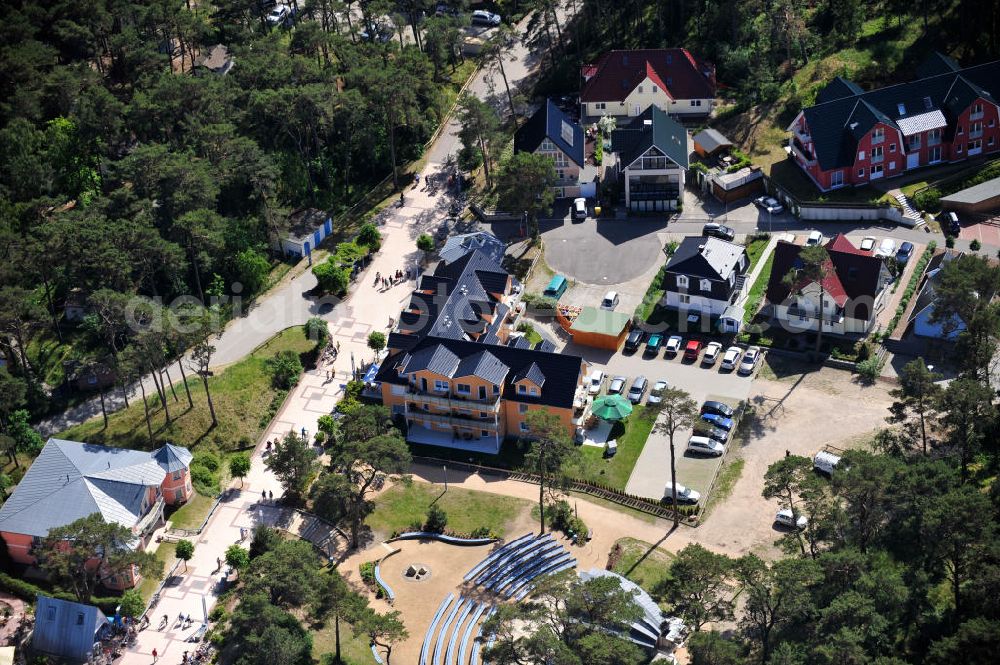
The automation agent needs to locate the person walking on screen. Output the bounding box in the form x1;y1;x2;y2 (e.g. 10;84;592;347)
152;648;158;663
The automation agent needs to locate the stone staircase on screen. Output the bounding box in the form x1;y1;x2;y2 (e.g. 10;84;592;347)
893;191;924;226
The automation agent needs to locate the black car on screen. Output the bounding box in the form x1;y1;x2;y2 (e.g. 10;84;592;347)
938;211;961;236
702;223;735;242
694;424;730;443
701;400;735;418
624;329;646;352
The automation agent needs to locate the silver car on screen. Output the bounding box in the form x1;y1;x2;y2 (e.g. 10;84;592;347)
738;346;761;375
775;508;808;529
627;376;648;404
720;345;742;371
647;380;669;404
608;375;627;395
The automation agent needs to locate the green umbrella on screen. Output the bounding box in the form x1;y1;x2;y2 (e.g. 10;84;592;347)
591;394;633;421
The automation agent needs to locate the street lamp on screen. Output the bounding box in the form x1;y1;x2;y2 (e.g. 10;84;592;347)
443;465;448;492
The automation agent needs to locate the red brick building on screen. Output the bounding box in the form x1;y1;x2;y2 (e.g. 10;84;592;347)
788;53;1000;192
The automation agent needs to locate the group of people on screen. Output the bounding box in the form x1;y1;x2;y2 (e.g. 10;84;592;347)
374;269;411;290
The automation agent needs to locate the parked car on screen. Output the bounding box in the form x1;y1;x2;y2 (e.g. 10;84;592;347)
573;197;587;221
266;5;290;25
694;424;729;443
775;508;808;529
860;236;877;252
720;345;742;370
601;290;619;310
702;223;735;242
806;230;824;245
701;412;734;431
471;9;501;25
665;335;683;355
702;341;722;366
813;448;842;475
645;333;663;355
624;329;645;352
663;482;701;505
753;196;784;215
738;346;761;375
875;237;897;258
896;241;914;264
587;370;605;395
608;376;627;395
627;376;648;404
701;400;735;418
435;3;460;16
688;436;725;456
647;379;669;404
543;274;568;299
939;211;961;236
683;339;704;361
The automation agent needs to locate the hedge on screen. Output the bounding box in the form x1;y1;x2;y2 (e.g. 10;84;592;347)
884;241;936;336
0;572;121;613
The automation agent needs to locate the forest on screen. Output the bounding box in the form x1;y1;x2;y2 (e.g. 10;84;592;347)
0;0;478;419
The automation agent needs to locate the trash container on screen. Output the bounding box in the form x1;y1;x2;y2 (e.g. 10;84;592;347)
594;205;602;217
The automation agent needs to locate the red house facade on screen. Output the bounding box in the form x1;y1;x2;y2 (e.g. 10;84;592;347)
788;54;1000;192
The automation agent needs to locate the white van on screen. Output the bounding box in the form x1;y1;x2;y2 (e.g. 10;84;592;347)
601;291;619;310
813;450;842;475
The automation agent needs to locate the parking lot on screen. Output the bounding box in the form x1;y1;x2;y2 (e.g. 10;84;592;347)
571;338;758;502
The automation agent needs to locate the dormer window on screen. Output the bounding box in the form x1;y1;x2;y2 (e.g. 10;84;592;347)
676;275;689;288
637;85;643;94
700;279;711;292
518;384;527;394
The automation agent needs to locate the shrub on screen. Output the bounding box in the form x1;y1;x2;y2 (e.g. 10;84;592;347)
190;465;217;495
913;187;941;211
267;350;304;389
970;239;982;251
470;526;493;539
345;380;364;401
209;605;227;622
304;317;330;347
194;451;220;472
856;357;883;383
945;235;955;248
314;431;326;444
357;223;382;251
424;504;448;533
312;260;350;296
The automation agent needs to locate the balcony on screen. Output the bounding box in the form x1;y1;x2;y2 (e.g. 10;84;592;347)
786;306;845;324
871;133;885;145
790;140;816;166
970;130;984;139
135;498;165;536
793;126;812;145
970;110;984;121
871;153;884;164
404;387;501;411
405;410;499;430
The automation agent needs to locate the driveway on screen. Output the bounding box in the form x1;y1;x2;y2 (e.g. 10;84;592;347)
540;215;668;285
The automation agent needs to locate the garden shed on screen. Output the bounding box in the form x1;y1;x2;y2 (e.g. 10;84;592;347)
276;208;334;258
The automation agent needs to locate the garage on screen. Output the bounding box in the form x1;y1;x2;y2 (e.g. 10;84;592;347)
559;305;632;350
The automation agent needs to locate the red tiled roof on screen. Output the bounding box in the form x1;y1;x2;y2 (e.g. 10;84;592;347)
581;49;716;103
767;240;887;320
825;233;866;256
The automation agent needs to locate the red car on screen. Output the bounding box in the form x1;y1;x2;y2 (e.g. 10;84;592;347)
683;339;704;361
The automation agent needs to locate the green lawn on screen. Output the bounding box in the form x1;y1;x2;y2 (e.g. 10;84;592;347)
745;237;770;272
311;617;373;665
516;322;543;345
635;263;669;322
610;537;673;593
574;407;656;491
166;493;218;531
743;251;776;324
58;326;316;454
138;542;177;603
366;480;529;538
703;457;745;518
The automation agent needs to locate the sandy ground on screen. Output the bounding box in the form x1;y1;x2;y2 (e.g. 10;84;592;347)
694;361;894;558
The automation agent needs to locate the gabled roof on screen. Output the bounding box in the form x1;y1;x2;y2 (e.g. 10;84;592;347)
581;49;715;103
379;336;584;409
514;100;585;167
611;106;690;169
439;232;506;265
665;236;746;281
815;76;865;104
0;439;190;538
398;250;513;342
917;51;961;78
512;361;546;388
799;58;1000;170
454;349;510;385
766;235;886;319
692;128;733;154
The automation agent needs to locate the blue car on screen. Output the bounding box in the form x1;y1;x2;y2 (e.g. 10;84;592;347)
701;413;734;431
